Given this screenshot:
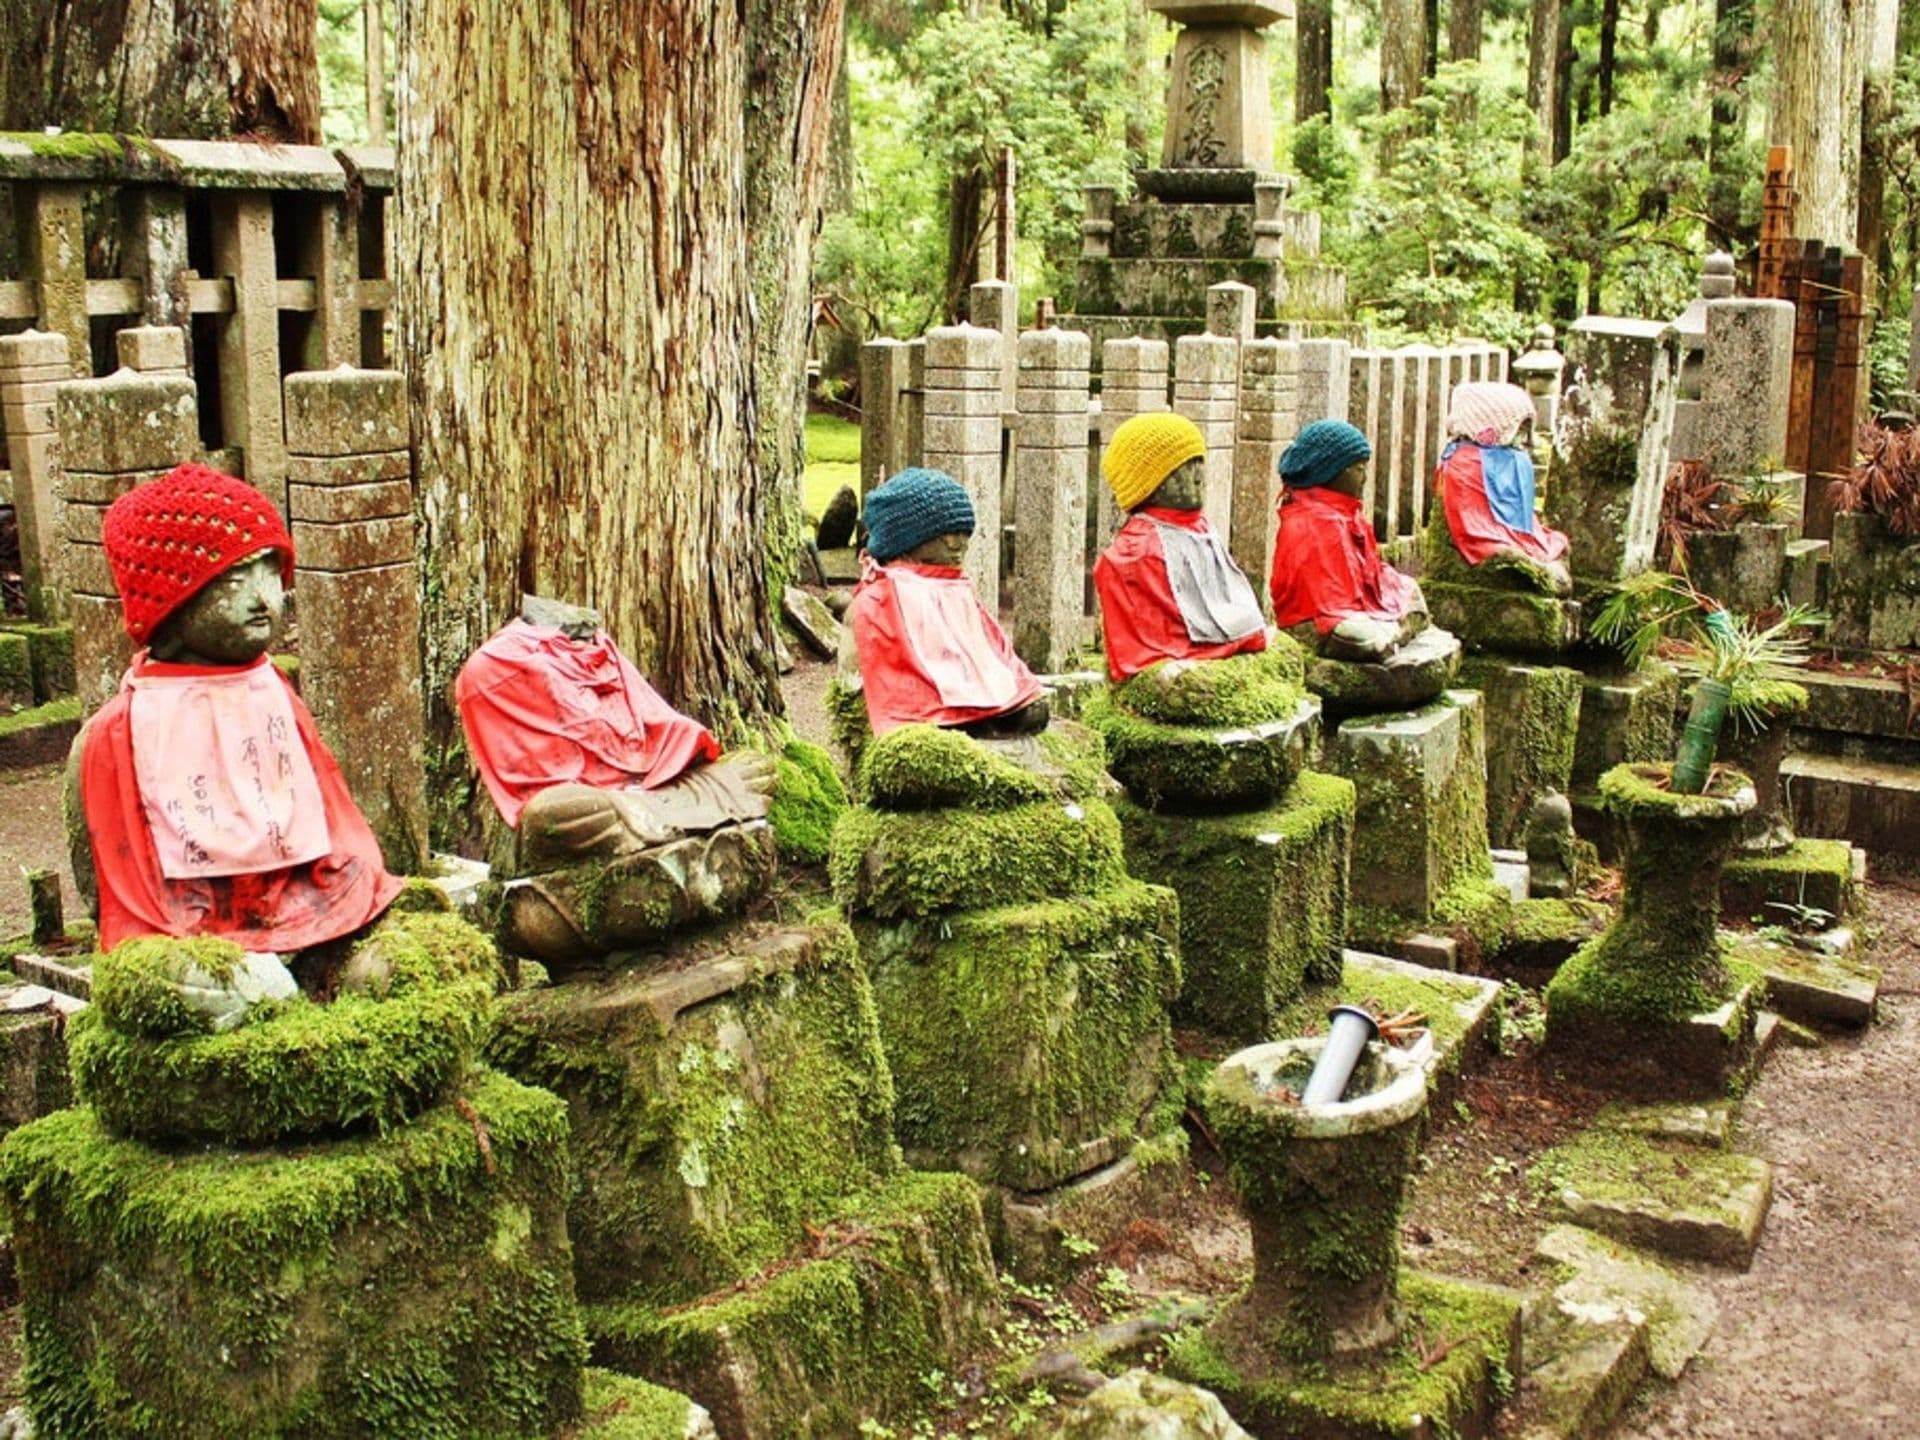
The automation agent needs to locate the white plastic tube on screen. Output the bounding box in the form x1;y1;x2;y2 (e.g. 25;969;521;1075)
1301;1005;1381;1106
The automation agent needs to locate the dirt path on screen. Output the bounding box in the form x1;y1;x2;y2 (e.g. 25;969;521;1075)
1622;872;1920;1439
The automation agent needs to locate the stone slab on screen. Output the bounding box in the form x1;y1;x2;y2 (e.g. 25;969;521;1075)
1594;1099;1734;1150
1779;752;1920;858
0;999;74;1135
1424;581;1583;658
1506;1296;1650;1440
1720;836;1860;924
1730;933;1879;1029
1535;1223;1721;1381
1547;1134;1773;1270
1306;623;1461;718
282;367;408;455
997;1139;1189;1283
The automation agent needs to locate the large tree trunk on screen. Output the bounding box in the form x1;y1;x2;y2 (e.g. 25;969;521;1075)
1597;0;1620;115
1448;0;1484;63
1769;0;1865;243
1857;0;1898;266
398;0;799;840
1525;0;1559;164
1707;0;1755;245
1552;0;1574;162
0;0;319;139
1380;0;1427;117
1295;0;1334;123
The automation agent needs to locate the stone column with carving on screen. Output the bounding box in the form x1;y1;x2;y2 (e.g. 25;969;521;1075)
1097;338;1172;548
1233;337;1297;599
0;331;72;621
1295;337;1351;425
282;368;429;873
1013;328;1092;674
923;324;1006;604
1152;2;1292;178
1174;332;1241;529
1553;318;1681;582
55;371;201;713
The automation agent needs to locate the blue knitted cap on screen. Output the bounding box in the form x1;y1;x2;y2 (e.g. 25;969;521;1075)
864;467;976;562
1279;420;1371;489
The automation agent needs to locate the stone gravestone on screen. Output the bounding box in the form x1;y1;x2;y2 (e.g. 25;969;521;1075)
1153;1;1292;174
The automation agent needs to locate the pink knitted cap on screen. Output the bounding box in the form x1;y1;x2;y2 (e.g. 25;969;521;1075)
1445;382;1537;446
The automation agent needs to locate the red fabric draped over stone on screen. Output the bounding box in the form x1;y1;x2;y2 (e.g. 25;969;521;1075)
848;561;1042;734
1094;508;1269;682
1437;444;1570;567
1268;486;1423;634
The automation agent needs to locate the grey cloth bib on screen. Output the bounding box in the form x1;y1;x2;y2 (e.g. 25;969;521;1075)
1152;519;1265;645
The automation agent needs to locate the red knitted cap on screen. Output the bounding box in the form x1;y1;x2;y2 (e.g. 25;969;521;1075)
102;463;295;643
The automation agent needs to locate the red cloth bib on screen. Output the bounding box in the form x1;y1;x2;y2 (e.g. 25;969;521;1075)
455;623;720;827
1268;486;1422;634
849;561;1042;734
82;655;404;952
1094;509;1268;682
1437;444;1571;567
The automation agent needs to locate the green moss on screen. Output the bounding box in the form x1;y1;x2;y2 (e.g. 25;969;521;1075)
1728;676;1807;720
856;880;1181;1189
1536;1126;1764;1226
0;695;79;738
0;621;75;701
1262;960;1488;1086
0;632;32;701
1165;1271;1519;1436
488;919;900;1308
1721;837;1857;920
1114;771;1353;1039
91;935;249;1037
576;1370;700;1439
71;912;502;1145
857;724;1050;809
1598;761;1751;821
1084;688;1311;812
769;736;848;864
1431;875;1515;964
1111;643;1307;728
0;1070;585;1439
1459;658;1583;847
830;798;1126;919
588;1169;998;1440
824;677;872;772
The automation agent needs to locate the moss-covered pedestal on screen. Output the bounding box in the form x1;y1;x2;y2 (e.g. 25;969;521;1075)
1546;764;1763;1096
1570;662;1682;860
1303;624;1462;720
1085;646;1355;1042
1421;523;1585;659
834;724;1182;1194
1459;657;1585;850
1164;1037;1521;1439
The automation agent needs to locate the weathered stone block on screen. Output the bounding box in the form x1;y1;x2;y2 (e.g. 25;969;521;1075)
1421;579;1582;658
53;372;197;473
0;999;72;1135
1534;1223;1719;1382
288;477;413;524
0;621;76;701
1088;693;1319;813
70;592;132;713
114;324;189;374
1114;771;1353;1040
1699;298;1795;481
856;879;1180;1190
1684;522;1788;614
0;630;33;710
65;543;116;598
290;515;414;571
1720;836;1859;925
922;413;1002;454
285;449;412;486
1545;1127;1773;1269
1572;663;1680;789
0;330;69;371
282;367;408;456
59;467;161;505
925;323;1002;370
488;920;899;1306
1304;624;1461;718
1827;510;1920;651
1458;658;1583;848
0;1071;586;1439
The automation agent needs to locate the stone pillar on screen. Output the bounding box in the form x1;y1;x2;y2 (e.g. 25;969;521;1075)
1153;1;1288;171
1511;325;1566;449
21;183;89;379
859;339;914;495
294;198;365;370
1373;349;1411;546
124;188;192;333
1208;280;1257;344
1081;185;1117;258
924;324;1005;604
1174;332;1240;529
1554;318;1681;582
1400;343;1442;542
1700;299;1797;481
210;192;289;510
1295;337;1351;424
1348;349;1384;532
1252;181;1287;260
969;281;1021;414
906;337;928;471
0;331;72;620
55;372;201;713
283;368;429;873
1098;337;1171;547
1233;337;1297;599
1013;328;1092;674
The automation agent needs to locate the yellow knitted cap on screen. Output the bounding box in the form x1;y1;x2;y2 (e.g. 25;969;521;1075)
1102;413;1207;512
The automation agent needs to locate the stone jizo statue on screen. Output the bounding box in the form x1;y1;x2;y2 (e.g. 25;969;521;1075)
848;467;1049;737
1436;381;1573;596
1267;420;1430;662
1093;413;1269;682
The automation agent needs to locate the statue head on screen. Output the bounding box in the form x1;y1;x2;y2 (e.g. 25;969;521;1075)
1104;413;1208;514
102;463;295;665
864;467;976;567
521;593;603;641
1278;419;1372;500
1445;381;1536;449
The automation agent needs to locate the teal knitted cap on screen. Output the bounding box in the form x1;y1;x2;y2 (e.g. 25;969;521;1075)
1279;420;1371;489
864;467;976;562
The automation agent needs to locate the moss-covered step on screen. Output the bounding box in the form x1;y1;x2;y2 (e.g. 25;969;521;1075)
0;987;73;1136
1084;693;1320;813
1424;580;1583;658
1720;836;1861;925
0;1070;586;1440
1594;1098;1734;1150
856;879;1181;1190
997;1129;1189;1282
1501;1294;1650;1440
1328;689;1493;925
0;621;76;703
1537;1128;1773;1270
1726;932;1879;1029
1458;658;1583;848
1494;897;1610;974
1533;1223;1720;1381
488;918;898;1308
0;695;81;769
1163;1270;1524;1440
578;1370;716;1439
1113;771;1353;1041
588;1170;999;1440
1304;625;1462;719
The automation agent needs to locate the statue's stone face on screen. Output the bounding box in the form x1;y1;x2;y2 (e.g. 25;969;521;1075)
1145;457;1207;512
150;550;285;666
1328;459;1369;499
904;532;969;568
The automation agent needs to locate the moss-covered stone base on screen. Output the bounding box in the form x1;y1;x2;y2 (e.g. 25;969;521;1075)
1084;692;1319;812
0;1070;586;1439
577;1369;713;1439
1114;772;1354;1041
487;919;898;1308
1571;664;1681;791
996;1130;1190;1281
1495;897;1611;973
1163;1270;1523;1440
589;1170;999;1440
1457;658;1584;849
1546;971;1762;1099
1720;837;1860;925
855;880;1181;1190
1424;579;1583;657
1540;1128;1774;1269
0;1004;70;1137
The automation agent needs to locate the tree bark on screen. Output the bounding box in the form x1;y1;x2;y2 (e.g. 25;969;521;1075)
1448;0;1484;63
1769;0;1865;244
1295;0;1334;123
1552;0;1574;162
0;0;318;140
1380;0;1427;117
397;0;798;836
1598;0;1620;115
1857;0;1898;264
1707;0;1755;244
1525;0;1559;164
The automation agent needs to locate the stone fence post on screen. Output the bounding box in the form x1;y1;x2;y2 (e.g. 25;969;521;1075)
1700;299;1797;483
1013;328;1091;674
1297;338;1351;425
0;330;71;620
1174;332;1240;532
1233;337;1297;599
1398;343;1442;539
1096;337;1170;549
860;339;914;496
283;367;428;873
924;324;1005;604
55;370;200;712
